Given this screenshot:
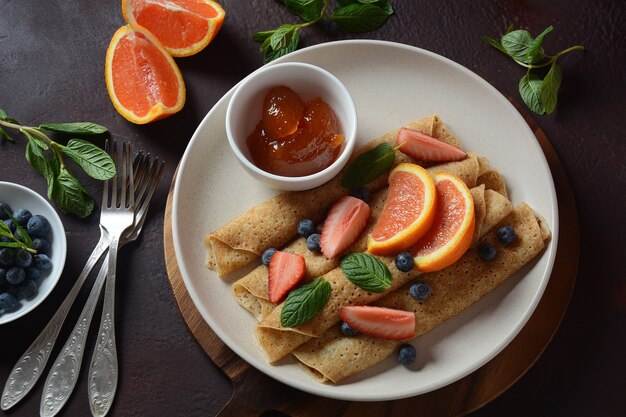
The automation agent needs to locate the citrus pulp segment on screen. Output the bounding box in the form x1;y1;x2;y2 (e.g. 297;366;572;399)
367;163;437;255
411;172;475;272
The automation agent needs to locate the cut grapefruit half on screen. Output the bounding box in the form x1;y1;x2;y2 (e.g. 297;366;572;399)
410;172;475;272
122;0;225;57
105;25;186;124
367;163;437;255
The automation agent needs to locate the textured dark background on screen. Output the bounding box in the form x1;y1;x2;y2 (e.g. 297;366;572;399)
1;0;625;416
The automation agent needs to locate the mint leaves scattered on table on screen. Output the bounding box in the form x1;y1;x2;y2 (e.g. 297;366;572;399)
483;25;584;115
0;108;115;218
281;277;331;327
254;0;394;63
340;253;392;293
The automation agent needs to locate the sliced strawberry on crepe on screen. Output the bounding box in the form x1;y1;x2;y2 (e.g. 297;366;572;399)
340;306;416;340
268;251;306;303
397;127;467;162
320;196;371;259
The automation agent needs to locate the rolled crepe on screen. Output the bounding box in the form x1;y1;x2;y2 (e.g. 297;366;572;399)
205;115;462;277
292;203;550;383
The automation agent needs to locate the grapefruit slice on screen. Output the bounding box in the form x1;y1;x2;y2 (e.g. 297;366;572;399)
367;163;437;255
122;0;225;57
410;172;475;272
105;25;186;124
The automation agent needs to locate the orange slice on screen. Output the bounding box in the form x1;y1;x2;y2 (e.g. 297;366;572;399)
122;0;225;57
105;25;186;124
367;163;437;255
410;172;475;272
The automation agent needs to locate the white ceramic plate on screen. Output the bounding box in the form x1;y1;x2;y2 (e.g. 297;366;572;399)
172;40;559;401
0;182;67;325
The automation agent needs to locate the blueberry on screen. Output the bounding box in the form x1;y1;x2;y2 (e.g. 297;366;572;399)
3;219;16;233
12;209;32;226
395;252;415;272
0;248;15;268
297;219;316;238
0;235;10;242
306;233;322;253
261;248;277;266
33;254;53;271
477;242;497;261
32;238;51;255
340;321;359;337
409;280;430;301
0;268;6;287
27;215;50;238
496;226;516;246
0;202;12;220
25;266;41;281
16;280;38;300
14;249;33;268
0;292;19;312
6;267;25;285
397;344;417;365
350;187;371;203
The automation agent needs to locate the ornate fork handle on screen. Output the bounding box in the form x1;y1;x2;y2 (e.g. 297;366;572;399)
40;254;110;417
1;231;110;411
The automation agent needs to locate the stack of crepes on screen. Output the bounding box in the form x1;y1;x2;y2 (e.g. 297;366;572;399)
204;115;551;383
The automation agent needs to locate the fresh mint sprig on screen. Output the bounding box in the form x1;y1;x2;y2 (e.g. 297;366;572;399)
0;213;36;254
340;253;392;293
483;25;584;115
254;0;394;63
0;108;115;218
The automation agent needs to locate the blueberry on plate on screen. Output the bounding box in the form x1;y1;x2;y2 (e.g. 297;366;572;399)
16;280;38;300
0;248;14;268
0;202;12;220
306;233;321;253
27;215;50;238
0;292;19;312
478;242;497;261
3;219;16;233
25;266;41;281
395;252;415;272
32;238;51;255
350;187;371;203
261;248;277;266
496;225;516;245
6;267;26;285
33;254;53;271
14;249;33;268
12;209;32;226
340;321;359;337
0;267;6;285
409;280;430;301
397;343;417;365
297;219;316;238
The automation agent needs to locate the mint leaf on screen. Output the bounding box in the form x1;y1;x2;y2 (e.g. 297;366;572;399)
540;61;562;115
25;140;54;184
283;0;325;22
501;29;536;63
281;277;331;327
5;212;33;248
341;142;395;188
0;221;11;235
51;167;95;218
60;139;116;180
0;127;13;142
264;30;299;63
0;108;7;119
20;129;49;150
526;26;553;63
519;72;546;115
0;241;23;249
331;3;391;33
482;35;508;55
39;122;107;135
340;253;392;293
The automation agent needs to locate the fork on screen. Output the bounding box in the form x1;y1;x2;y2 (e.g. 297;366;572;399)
85;141;136;417
39;153;163;417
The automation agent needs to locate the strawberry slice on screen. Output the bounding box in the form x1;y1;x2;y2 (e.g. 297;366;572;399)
340;306;416;340
268;251;306;303
320;196;371;259
397;127;467;162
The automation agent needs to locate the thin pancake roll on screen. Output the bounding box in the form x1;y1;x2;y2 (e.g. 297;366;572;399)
205;115;462;277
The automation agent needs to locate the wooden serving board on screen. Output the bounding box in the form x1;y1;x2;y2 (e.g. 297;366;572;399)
163;113;579;417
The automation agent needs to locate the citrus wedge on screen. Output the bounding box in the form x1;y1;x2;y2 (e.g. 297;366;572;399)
410;172;475;272
122;0;225;57
105;25;186;124
367;163;437;255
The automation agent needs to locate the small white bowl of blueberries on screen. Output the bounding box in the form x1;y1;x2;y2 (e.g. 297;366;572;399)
0;181;67;325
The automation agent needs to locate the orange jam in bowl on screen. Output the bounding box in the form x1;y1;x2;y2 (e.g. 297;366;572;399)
246;86;345;177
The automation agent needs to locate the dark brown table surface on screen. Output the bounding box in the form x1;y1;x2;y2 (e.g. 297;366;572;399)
1;1;625;416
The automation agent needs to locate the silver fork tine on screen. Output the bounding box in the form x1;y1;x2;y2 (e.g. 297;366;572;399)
111;141;118;209
126;144;134;208
102;140;110;208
